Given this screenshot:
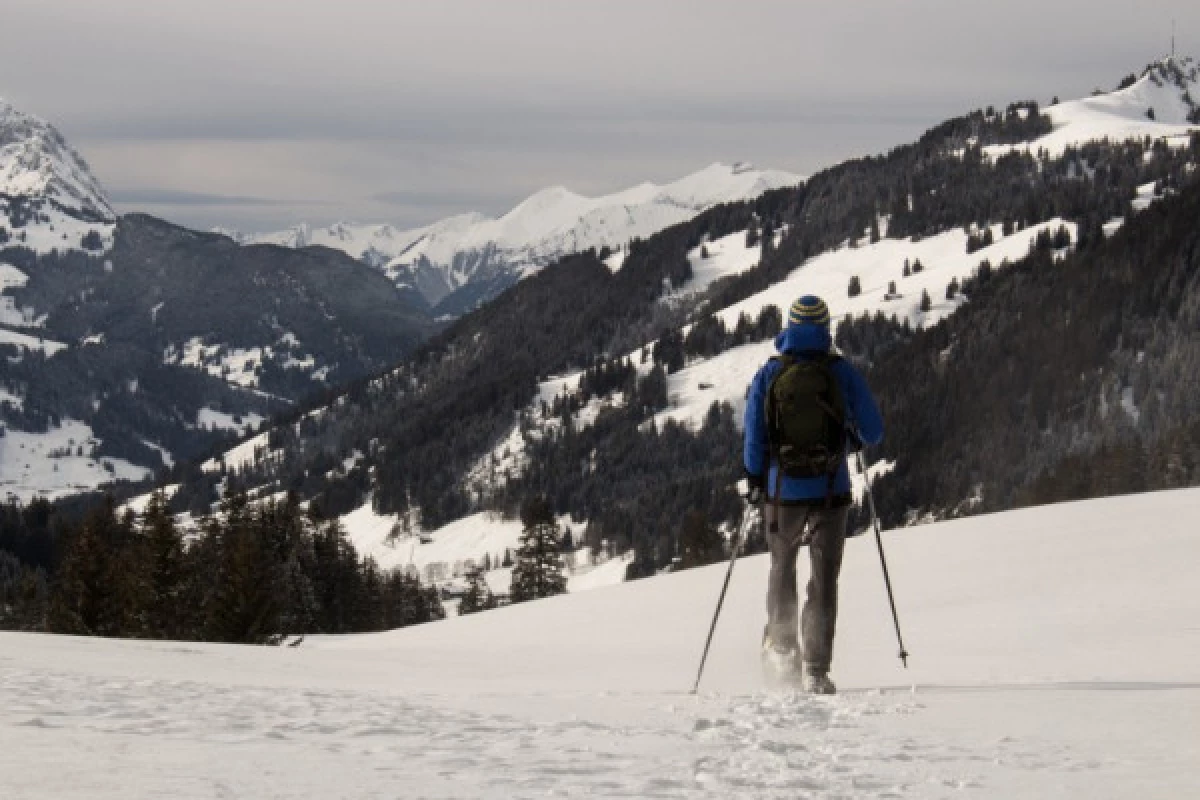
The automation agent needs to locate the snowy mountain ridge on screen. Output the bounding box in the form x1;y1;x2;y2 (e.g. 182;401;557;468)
231;162;803;310
984;56;1199;160
0;97;116;255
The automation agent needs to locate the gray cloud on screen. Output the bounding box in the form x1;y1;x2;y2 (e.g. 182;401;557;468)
4;0;1197;233
371;189;513;209
109;188;278;206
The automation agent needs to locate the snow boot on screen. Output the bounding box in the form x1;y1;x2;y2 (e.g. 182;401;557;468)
801;665;836;695
761;627;802;683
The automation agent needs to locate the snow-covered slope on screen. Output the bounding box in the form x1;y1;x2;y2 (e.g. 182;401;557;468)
986;57;1200;160
0;97;116;255
0;418;152;503
337;502;621;597
233;162;802;309
461;215;1079;499
3;488;1197;797
658;219;1078;430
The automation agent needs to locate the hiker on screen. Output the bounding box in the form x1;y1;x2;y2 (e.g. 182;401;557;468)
743;295;883;694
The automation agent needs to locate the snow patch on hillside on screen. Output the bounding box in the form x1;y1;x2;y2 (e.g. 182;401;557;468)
653;219;1076;429
681;228;764;296
197;407;265;434
0;262;43;328
201;430;272;474
166;338;269;389
165;336;322;391
0;418;151;503
339;503;616;597
0;387;24;410
0;327;67;356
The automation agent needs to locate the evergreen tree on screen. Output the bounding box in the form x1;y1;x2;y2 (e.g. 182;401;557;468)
141;490;187;639
847;275;862;297
48;497;134;636
510;497;567;603
205;492;282;643
457;567;498;615
920;289;932;312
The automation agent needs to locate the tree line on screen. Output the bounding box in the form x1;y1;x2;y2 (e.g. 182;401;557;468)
1;492;445;639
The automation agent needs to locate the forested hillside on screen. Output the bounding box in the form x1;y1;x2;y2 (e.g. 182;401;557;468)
0;214;436;495
867;172;1200;523
187;94;1199;581
4;62;1200;631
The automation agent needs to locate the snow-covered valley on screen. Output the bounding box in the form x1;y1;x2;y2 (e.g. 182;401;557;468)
3;488;1197;798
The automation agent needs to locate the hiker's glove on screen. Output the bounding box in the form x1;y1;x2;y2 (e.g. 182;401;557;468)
746;471;766;505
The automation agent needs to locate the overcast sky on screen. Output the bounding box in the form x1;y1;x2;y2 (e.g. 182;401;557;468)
3;0;1197;232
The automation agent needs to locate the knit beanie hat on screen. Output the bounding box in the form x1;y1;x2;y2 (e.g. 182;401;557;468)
788;295;830;327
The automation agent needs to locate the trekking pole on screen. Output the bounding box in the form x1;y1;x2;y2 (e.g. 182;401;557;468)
690;501;757;694
855;449;910;668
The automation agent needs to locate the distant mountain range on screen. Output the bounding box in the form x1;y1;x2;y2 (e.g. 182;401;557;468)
0;94;801;502
223;162;802;315
0;98;434;501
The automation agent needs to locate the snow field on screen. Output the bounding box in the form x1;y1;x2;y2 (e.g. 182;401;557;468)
338;502;624;596
164;334;322;392
982;61;1199;162
0;211;114;259
202;429;272;474
681;227;765;296
0;327;66;356
653;219;1076;430
195;407;264;435
2;488;1197;798
0;418;151;503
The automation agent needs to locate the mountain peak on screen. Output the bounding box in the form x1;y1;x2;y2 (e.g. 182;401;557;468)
0;97;114;224
1;96;116;256
1141;55;1199;90
236;163;803;311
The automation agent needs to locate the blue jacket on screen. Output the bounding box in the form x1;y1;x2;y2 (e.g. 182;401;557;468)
743;324;884;503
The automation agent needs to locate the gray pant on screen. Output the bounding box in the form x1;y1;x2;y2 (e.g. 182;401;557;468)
764;504;849;672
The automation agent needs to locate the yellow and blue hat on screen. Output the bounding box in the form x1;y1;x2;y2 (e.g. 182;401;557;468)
788;295;830;328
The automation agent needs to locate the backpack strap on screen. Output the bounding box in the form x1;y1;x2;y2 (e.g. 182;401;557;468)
763;355;794;533
764;354;793;457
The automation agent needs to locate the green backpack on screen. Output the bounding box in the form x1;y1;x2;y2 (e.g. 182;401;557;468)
765;353;847;481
